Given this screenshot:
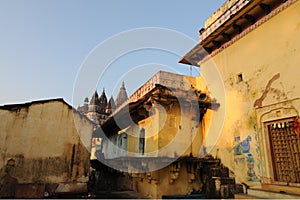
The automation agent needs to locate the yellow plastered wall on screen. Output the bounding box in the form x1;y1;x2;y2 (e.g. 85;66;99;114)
125;75;204;158
198;1;300;185
132;162;203;199
0;101;94;188
130;101;203;158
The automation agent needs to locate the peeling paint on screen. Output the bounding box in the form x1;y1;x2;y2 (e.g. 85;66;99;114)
254;73;280;108
0;99;94;198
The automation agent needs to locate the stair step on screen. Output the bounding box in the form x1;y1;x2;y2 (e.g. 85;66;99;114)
248;188;300;199
234;193;259;199
211;176;236;185
262;184;300;195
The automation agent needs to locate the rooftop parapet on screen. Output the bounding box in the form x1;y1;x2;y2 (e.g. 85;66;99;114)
204;0;241;29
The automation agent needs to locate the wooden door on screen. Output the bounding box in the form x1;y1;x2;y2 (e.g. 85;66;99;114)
267;119;300;183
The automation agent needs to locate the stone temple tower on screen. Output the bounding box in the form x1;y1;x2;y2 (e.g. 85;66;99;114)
115;81;128;107
106;96;116;115
86;91;101;124
77;82;128;125
98;89;108;125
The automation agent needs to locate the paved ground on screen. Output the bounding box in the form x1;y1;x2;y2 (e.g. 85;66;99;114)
55;190;149;199
93;191;149;199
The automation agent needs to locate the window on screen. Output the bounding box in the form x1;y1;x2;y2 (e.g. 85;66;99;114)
139;128;145;155
237;73;243;83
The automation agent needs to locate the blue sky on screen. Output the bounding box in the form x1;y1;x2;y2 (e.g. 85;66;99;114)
0;0;226;107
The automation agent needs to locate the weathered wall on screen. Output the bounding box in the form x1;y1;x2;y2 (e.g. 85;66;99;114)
0;99;94;197
103;98;204;159
102;73;207;160
100;72;209;198
132;162;202;199
101;95;206;198
155;101;203;158
199;1;300;186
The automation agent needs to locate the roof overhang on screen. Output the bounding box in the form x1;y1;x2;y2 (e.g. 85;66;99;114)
179;0;293;66
95;84;219;137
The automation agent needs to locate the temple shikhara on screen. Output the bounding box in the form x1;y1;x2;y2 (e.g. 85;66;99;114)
77;82;128;126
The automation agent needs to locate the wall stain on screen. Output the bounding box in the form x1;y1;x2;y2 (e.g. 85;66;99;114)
70;144;76;178
253;73;280;108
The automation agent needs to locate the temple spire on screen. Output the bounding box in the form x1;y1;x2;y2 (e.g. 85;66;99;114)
115;81;128;107
90;90;99;105
106;96;116;114
99;88;108;112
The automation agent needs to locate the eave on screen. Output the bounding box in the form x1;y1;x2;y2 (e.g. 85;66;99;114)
179;0;295;66
96;84;219;137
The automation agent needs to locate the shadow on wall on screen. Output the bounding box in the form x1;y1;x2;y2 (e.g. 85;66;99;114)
0;159;18;198
89;159;133;192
